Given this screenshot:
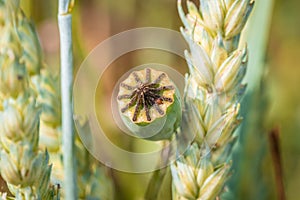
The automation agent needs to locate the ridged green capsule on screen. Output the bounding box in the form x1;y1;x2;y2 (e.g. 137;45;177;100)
117;68;182;141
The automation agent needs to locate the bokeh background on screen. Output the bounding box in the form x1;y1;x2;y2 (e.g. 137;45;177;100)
2;0;298;199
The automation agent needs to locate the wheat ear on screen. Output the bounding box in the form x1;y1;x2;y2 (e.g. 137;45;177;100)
171;0;254;199
0;1;58;199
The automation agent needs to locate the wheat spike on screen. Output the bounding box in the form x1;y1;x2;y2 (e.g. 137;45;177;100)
171;1;254;199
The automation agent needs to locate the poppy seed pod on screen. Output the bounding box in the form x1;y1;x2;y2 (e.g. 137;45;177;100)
117;68;182;141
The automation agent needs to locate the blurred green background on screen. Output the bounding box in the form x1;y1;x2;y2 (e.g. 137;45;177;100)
14;0;300;199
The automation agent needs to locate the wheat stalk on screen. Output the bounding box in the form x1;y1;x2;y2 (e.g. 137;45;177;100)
171;0;254;199
57;0;77;199
56;1;116;199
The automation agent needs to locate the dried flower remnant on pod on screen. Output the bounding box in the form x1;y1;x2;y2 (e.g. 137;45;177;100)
117;68;182;141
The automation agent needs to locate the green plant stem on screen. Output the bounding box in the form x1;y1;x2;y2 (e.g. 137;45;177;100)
145;168;169;200
145;141;172;200
58;0;77;199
